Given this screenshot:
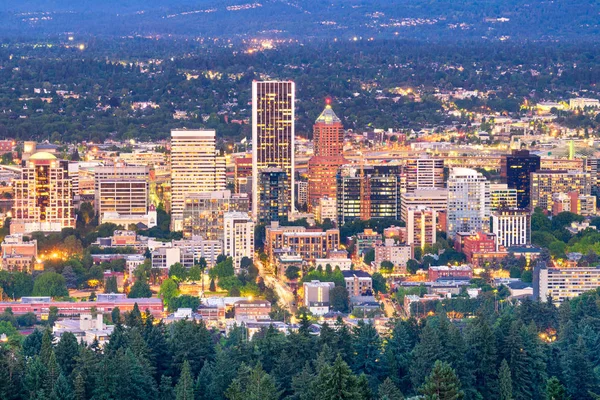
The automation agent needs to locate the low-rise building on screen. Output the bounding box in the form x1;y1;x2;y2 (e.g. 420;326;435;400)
304;280;335;315
53;314;114;347
428;265;473;282
535;265;600;303
374;239;412;272
314;257;352;271
234;299;271;321
265;222;340;263
342;270;373;296
1;234;37;272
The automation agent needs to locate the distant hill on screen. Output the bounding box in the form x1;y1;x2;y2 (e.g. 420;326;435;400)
1;0;599;41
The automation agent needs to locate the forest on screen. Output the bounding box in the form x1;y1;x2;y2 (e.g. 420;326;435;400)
0;287;599;400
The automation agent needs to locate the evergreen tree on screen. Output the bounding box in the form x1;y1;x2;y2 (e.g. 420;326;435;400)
22;329;43;358
546;377;570;400
419;360;464;400
410;322;443;388
352;319;382;378
25;357;48;399
195;362;214;400
315;354;363;400
335;316;355;365
73;373;86;400
125;303;143;328
225;363;280;400
104;276;119;293
50;373;74;400
464;316;497;399
55;332;79;376
378;377;404;400
499;359;513;400
290;362;316;400
562;336;598;400
176;360;195;400
40;329;54;365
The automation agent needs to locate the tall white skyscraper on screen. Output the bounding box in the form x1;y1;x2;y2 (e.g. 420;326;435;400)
170;130;226;231
447;168;490;238
252;81;295;221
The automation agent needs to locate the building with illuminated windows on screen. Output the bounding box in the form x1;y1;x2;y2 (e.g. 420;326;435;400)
491;208;531;249
11;152;75;234
404;156;445;193
406;206;437;250
501;150;540;209
223;212;254;271
182;191;249;240
94;165;149;225
307;101;347;209
447;168;490;238
336;164;402;225
170;130;226;231
257;168;289;222
535;265;600;303
489;183;518;211
252;81;295;220
530;170;591;212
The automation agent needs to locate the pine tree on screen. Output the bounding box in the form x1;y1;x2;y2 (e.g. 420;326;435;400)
25;357;48;398
316;354;363;400
335;317;354;365
378;377;404;400
73;373;86;400
159;375;175;400
352;319;382;378
195;362;214;400
383;320;415;393
176;360;195;400
40;329;54;365
225;363;280;400
55;332;79;376
562;336;598;400
50;373;74;400
290;362;316;400
499;359;513;400
410;322;443;388
419;360;464;400
546;377;570;400
464;316;497;399
46;351;61;393
209;278;216;292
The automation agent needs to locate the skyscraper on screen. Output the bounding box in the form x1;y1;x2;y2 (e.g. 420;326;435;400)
94;165;149;224
170;130;226;231
404;156;445;193
501;150;540;209
11;152;75;234
257;168;289;222
447;168;490;238
252;81;295;220
308;101;347;210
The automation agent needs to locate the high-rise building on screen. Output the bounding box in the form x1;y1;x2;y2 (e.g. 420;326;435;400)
94;165;149;224
252;81;295;219
489;183;518;211
182;191;249;240
234;156;253;196
337;164;402;225
405;156;445;193
406;206;437;250
400;189;448;222
308;102;346;209
530;170;591;211
223;212;255;271
11;152;75;234
295;181;309;207
500;150;540;209
170;130;226;231
257;168;289;222
447;168;490;238
491;209;531;249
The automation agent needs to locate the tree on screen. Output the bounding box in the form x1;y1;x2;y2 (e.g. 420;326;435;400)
315;354;362;400
562;336;598;400
159;278;180;309
406;259;420;274
546;377;569;400
128;280;152;298
364;249;375;265
285;266;300;281
176;360;195;400
226;363;280;400
169;263;188;282
380;261;394;274
209;279;216;292
330;286;350;313
104;276;118;294
372;272;387;294
378;377;404;400
50;373;74;400
188;265;202;281
32;272;68;297
55;332;79;376
62;266;78;289
419;360;464;400
73;373;86;400
159;375;175;400
352;320;382;378
499;359;513;400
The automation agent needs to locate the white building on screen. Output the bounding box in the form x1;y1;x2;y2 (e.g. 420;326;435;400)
303;280;335;315
569;98;600;110
314;257;352;271
401;188;448;222
406;206;437;250
536;267;600;303
223;212;255;271
491;209;531;249
170;130;226;231
314;196;337;223
53;314;114;347
447;168;490;238
374;238;412;272
94;165;149;225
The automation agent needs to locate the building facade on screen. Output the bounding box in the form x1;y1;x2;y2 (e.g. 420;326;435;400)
491;209;531;249
94;165;149;224
500;150;540;209
223;212;255;271
535;266;600;303
406;206;437;250
489;183;518;211
530;170;591;212
447;168;490;238
252;81;295;219
170;130;226;231
404;157;445;193
257;168;289;222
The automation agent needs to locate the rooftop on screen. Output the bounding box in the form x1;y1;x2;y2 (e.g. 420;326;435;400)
315;104;342;125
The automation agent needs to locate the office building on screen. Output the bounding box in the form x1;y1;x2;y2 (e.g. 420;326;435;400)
296;181;309;207
181;191;249;240
404;156;445;193
304;280;335;315
314;196;337;224
265;222;340;263
489;183;518;211
223;212;255;271
406;206;437;250
337;164;402;225
170;130;226;231
501;150;540;209
257;167;289;223
400;188;448;222
491;209;531;249
535;266;600;303
447;168;490;238
374;239;412;272
11;152;75;234
234;156;253;194
307;102;347;209
252;81;295;219
94;165;149;224
530;170;591;212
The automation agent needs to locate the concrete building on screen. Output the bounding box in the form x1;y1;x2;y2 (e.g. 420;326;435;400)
234;156;252;195
223;212;254;271
400;189;448;223
404;156;445;193
170;129;226;231
94;165;149;225
374;238;412;272
342;270;373;296
530;170;591;212
1;234;37;272
406;206;437;250
303;280;335;315
53;314;114;347
569;98;600;109
447;168;490;238
491;209;531;249
535;266;600;303
314;257;352;271
295;180;309;207
265;222;340;263
252;81;295;219
314;196;337;223
428;265;473;281
11;152;75;234
257;167;289;223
